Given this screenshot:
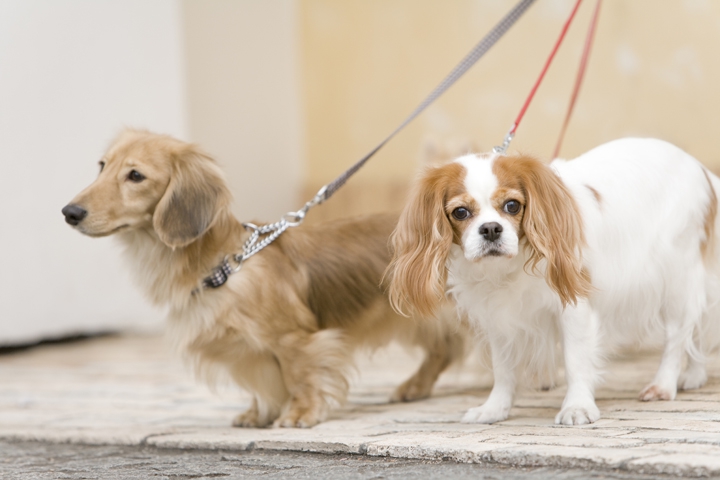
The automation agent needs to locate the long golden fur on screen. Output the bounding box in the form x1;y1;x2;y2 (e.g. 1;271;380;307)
63;129;466;428
388;162;465;318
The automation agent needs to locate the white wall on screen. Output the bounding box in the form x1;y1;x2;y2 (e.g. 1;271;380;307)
0;1;187;344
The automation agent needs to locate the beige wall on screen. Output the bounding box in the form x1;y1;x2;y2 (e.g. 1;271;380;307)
299;0;720;221
182;0;303;221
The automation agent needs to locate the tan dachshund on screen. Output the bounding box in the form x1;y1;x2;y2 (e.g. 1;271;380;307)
62;129;467;428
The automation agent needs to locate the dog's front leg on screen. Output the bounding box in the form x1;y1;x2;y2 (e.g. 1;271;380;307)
556;301;601;425
227;351;289;428
461;338;516;424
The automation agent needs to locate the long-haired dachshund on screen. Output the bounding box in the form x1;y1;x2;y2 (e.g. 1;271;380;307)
62;129;466;428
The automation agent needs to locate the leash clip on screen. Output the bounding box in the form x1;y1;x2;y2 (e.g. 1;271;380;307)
284;185;327;227
493;125;516;155
283;210;306;228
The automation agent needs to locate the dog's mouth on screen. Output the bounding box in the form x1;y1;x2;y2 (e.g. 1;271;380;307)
474;242;514;260
77;223;130;237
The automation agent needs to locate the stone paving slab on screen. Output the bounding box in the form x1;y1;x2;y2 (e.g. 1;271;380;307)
0;335;719;477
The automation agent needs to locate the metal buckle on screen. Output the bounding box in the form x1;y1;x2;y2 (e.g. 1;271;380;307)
226;254;244;273
243;222;259;233
493;128;515;155
282;185;327;227
283;210;305;227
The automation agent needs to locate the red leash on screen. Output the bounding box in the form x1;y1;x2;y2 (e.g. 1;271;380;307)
553;0;602;158
494;0;583;154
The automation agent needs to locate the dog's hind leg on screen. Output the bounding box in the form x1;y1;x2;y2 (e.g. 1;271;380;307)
678;350;707;391
390;329;463;402
639;321;687;401
679;288;719;391
272;329;352;428
640;267;706;401
232;397;264;428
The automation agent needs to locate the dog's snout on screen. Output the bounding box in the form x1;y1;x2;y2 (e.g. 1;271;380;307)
62;204;87;226
479;222;503;242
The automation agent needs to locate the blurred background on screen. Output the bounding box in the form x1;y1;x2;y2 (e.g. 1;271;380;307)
2;0;719;344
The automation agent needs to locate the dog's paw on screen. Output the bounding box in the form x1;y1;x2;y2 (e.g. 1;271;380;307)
555;404;600;425
390;377;433;403
273;408;322;428
461;403;510;424
639;383;676;402
678;367;707;391
232;409;272;428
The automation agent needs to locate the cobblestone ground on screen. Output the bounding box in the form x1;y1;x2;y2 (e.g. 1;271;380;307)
0;335;719;478
0;441;677;480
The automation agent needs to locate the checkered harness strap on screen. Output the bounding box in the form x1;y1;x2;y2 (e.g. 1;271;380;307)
201;219;290;289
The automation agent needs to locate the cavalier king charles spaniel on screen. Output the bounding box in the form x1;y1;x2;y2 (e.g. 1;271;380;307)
388;138;720;425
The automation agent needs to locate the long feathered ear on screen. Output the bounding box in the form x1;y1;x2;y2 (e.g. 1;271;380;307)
387;164;461;317
153;146;231;248
497;156;591;306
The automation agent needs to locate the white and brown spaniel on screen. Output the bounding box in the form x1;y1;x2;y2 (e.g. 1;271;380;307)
388;138;720;425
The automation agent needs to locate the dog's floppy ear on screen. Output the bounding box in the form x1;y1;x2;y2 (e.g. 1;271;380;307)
153;147;231;248
387;164;459;317
505;156;591;306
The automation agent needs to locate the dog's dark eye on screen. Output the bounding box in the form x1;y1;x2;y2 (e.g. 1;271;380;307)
452;207;471;220
503;200;521;215
98;161;105;173
127;170;145;183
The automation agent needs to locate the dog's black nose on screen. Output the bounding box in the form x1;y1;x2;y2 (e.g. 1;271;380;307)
62;204;87;226
479;222;503;242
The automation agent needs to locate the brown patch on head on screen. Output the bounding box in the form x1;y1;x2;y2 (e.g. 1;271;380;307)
490;183;527;236
492;155;592;306
387;161;467;317
444;192;480;244
701;168;717;262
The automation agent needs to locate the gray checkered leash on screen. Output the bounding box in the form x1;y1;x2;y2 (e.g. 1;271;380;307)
200;0;536;290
